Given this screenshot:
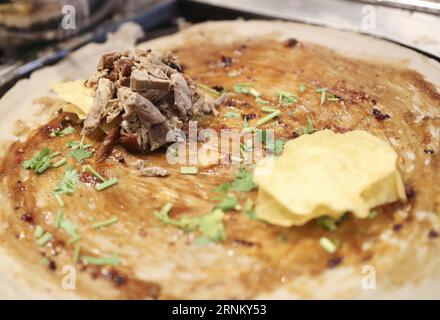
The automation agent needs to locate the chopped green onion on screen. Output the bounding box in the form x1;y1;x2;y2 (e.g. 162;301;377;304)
316;216;338;231
92;217;118;229
233;82;253;94
73;244;81;264
261;106;279;113
34;225;44;239
255;97;270;105
50;151;61;158
319;237;339;253
54;193;65;207
82;254;120;266
52;158;67;168
95;178;119;191
369;210;378;219
40;257;50;266
60;219;79;239
159;203;173;216
197;83;220;97
180;167;199;175
82;165;105;181
224;111;241;119
276;91;298;106
303;117;315;135
249;88;261;97
36;232;53;246
36;162;51;174
55;211;63;228
254;110;281;127
299;84;306;92
67;236;81;245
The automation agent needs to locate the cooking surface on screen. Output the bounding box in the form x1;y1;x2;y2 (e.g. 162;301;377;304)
1;35;439;298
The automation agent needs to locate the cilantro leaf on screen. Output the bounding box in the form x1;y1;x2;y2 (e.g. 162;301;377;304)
67;137;94;163
50;126;75;138
231;167;257;192
54;166;79;195
212;183;231;194
276;91;298;106
214;195;238;212
22;147;52;174
68;148;93;163
266;139;286;156
155;204;226;242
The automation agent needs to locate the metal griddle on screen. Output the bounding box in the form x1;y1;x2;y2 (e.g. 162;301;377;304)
1;0;439;97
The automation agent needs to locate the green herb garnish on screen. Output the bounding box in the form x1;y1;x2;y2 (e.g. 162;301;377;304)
196;83;221;97
95;178;119;191
303;117;315;135
36;232;53;246
34;225;44;239
231;167;257;192
261;106;279;113
67;137;93;163
233;82;253;94
255;97;270;105
82;254;120;266
155;204;226;242
54;166;79;196
73;244;81;264
276;91;298;106
243;198;258;220
224;111;241;119
23;147;52;174
52;158;67;168
266;139;286;156
319;237;340;253
316;216;338;232
82;165;105;181
368;210;378;219
180;167;199;175
92;217;118;229
214;195;239;212
50;126;75;138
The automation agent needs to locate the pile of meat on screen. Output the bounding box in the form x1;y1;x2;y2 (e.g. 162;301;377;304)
82;49;217;154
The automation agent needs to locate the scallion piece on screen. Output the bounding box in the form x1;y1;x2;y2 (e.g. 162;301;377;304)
319;237;339;253
92;217;118;229
82;165;105;181
254;110;281;127
34;225;44;239
36;162;51;174
196;83;221;97
82;254;120;266
36;232;53;246
95;178;119;191
67;236;81;245
50;151;61;159
55;211;63;228
52;158;67;168
54;193;65;207
180;166;198;175
261;106;279;113
73;244;81;264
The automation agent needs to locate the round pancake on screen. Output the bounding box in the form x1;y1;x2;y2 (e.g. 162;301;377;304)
0;20;439;299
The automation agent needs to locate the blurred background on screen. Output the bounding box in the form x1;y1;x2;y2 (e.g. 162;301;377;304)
0;0;439;95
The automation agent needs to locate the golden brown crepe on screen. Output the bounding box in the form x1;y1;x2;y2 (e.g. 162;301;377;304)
0;21;439;299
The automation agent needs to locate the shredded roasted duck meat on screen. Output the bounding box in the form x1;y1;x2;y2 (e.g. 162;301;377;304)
82;49;217;153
